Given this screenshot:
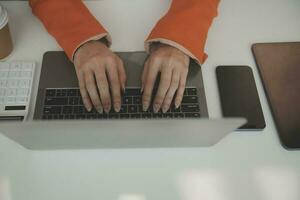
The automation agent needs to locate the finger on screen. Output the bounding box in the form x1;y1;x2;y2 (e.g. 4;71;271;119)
84;70;103;113
153;66;173;113
77;71;92;112
162;69;180;113
95;66;111;113
175;70;188;108
106;62;122;112
142;59;160;111
117;58;126;92
141;59;150;93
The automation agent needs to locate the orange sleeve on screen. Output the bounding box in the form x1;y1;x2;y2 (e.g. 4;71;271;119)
29;0;111;61
145;0;219;64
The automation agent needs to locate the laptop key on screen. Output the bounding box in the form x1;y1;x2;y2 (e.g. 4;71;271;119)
174;113;184;118
124;88;140;96
43;106;62;114
78;106;85;114
120;105;127;113
187;88;197;95
91;114;98;119
142;113;152;119
78;98;84;105
102;113;108;119
171;106;181;113
120;114;130;119
133;96;141;104
44;97;68;105
152;113;161;118
130;113;141;119
182;96;198;104
181;105;200;112
67;89;77;96
56;89;66;97
68;97;78;105
78;114;86;119
46;89;56;97
122;96;132;104
185;113;201;118
166;113;173;118
62;106;73;114
128;105;138;113
108;114;119;119
95;114;102;119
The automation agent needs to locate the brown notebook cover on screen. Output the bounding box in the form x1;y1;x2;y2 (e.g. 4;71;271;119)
252;42;300;149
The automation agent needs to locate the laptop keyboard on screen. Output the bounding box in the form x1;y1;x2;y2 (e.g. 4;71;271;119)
42;88;201;120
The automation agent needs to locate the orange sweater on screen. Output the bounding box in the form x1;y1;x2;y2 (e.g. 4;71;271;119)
29;0;219;64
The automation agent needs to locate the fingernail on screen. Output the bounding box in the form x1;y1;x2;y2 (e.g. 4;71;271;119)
162;105;169;113
143;102;149;111
114;103;121;112
153;103;160;113
104;104;111;113
121;83;125;93
175;101;180;109
97;106;103;114
86;106;92;112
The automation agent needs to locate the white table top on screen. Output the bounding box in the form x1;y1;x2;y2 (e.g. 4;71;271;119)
1;1;300;200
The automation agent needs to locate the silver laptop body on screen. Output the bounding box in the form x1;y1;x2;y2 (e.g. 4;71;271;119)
0;52;245;150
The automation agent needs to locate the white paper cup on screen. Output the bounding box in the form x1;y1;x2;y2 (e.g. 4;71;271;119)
0;4;13;61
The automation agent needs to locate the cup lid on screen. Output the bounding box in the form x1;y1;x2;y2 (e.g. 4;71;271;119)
0;4;8;29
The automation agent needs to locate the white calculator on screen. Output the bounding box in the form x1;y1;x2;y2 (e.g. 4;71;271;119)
0;61;35;121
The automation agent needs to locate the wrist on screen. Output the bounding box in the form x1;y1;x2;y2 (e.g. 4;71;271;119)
149;42;190;62
149;42;166;53
74;39;108;63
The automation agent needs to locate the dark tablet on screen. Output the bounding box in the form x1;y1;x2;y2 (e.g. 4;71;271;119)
252;42;300;149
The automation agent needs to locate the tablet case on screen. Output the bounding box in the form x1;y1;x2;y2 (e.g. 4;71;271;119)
252;42;300;149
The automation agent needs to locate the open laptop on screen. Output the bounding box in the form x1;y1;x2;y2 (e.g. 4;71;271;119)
34;51;209;120
0;51;245;150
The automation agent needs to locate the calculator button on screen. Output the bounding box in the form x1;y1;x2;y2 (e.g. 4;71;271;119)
0;71;8;78
7;97;16;104
0;63;9;70
16;97;28;104
6;88;17;96
17;88;29;96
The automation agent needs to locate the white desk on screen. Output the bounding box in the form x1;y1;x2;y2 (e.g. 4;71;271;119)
1;1;300;200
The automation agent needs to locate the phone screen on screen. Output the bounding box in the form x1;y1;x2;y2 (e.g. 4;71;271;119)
216;66;265;130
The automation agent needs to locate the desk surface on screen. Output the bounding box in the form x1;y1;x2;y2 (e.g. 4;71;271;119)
1;1;300;200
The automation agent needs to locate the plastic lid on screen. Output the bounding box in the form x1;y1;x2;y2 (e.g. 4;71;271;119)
0;4;8;29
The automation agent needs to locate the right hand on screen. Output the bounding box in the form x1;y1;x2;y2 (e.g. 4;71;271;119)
74;40;126;113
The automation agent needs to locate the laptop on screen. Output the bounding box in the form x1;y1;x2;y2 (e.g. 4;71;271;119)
0;51;245;150
34;51;209;120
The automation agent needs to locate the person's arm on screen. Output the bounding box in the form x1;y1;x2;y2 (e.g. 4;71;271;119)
145;0;219;64
29;0;125;113
29;0;111;60
142;0;219;113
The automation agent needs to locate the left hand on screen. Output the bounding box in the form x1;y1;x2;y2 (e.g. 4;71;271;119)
141;43;190;113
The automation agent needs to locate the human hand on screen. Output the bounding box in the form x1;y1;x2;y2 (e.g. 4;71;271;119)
141;43;190;113
74;40;126;113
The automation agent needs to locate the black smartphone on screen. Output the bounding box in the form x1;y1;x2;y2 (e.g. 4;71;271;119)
216;66;266;130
